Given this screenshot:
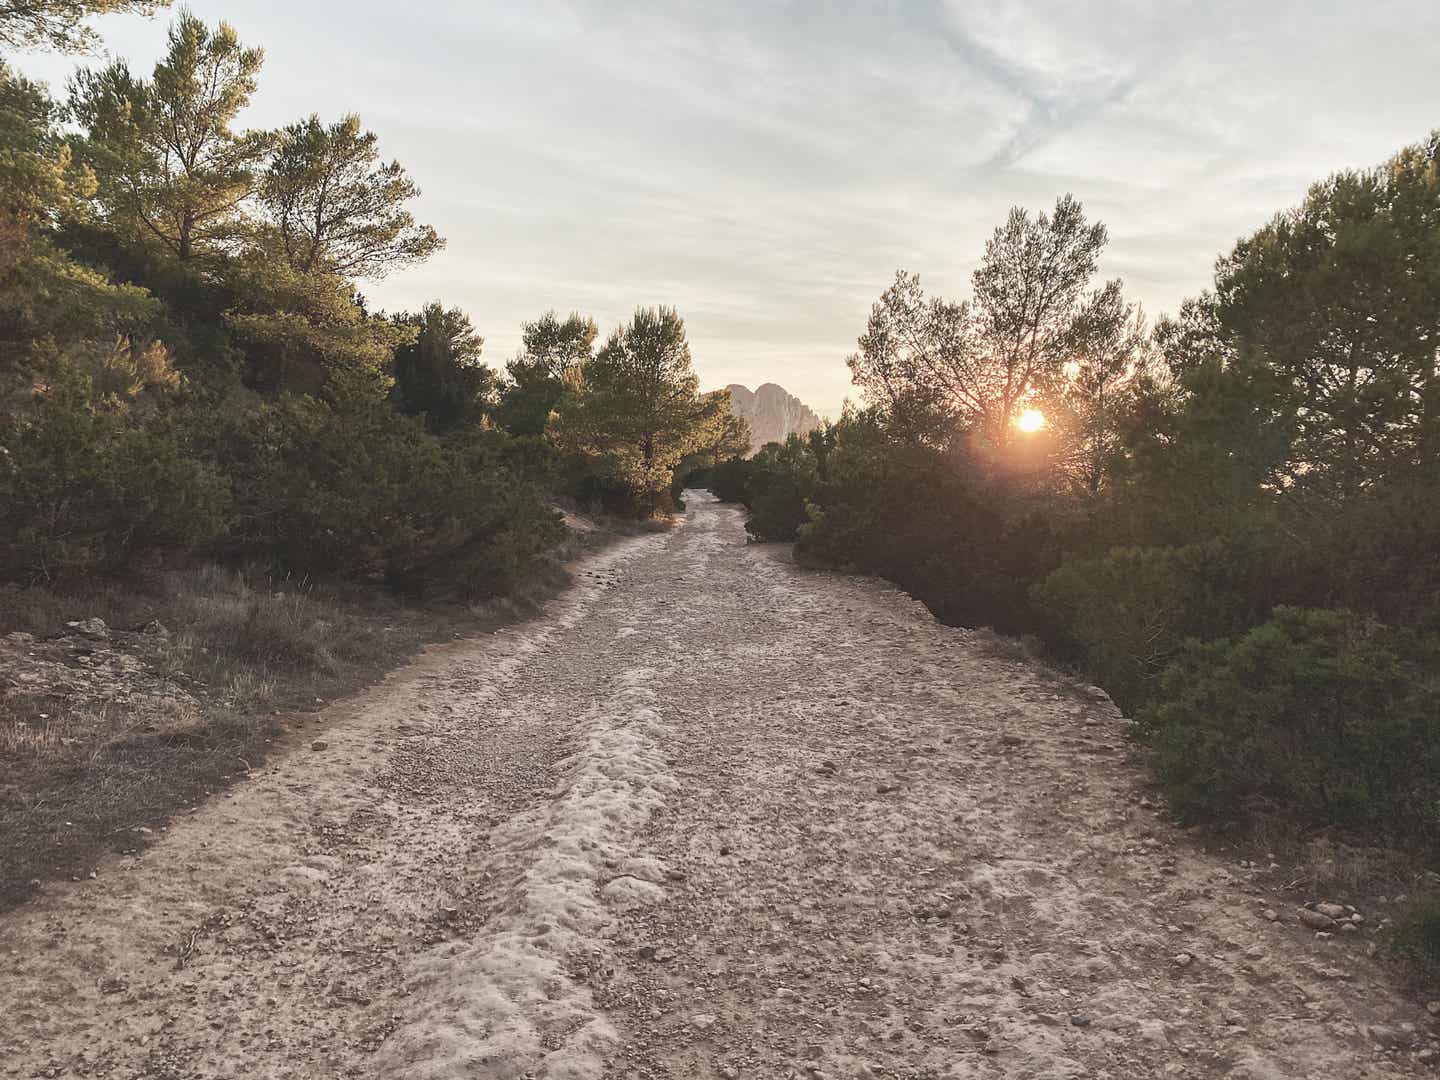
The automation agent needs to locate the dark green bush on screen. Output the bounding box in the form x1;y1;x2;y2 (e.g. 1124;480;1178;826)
795;416;1064;634
708;456;752;503
185;390;564;596
0;379;229;582
744;438;819;541
1391;896;1440;985
1137;608;1440;845
1033;536;1277;710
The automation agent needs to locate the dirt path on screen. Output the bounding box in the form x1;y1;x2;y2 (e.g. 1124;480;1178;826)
2;493;1435;1079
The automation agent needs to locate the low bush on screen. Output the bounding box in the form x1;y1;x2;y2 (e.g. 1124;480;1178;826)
185;391;565;597
1391;895;1440;986
744;439;819;541
708;456;751;503
1137;607;1440;846
1033;536;1277;710
0;375;229;583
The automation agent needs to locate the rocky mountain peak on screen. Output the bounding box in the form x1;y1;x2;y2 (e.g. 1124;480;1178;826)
727;383;823;455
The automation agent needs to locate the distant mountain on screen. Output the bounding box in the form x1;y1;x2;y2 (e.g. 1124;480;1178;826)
727;383;823;456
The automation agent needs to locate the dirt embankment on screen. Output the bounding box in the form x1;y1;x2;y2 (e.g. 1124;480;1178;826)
1;494;1436;1079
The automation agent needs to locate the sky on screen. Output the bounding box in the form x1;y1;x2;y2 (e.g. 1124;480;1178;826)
15;0;1440;416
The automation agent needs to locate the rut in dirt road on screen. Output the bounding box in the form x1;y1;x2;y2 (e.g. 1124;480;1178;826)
1;493;1435;1080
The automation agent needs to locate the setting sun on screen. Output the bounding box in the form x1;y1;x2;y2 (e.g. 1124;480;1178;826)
1017;408;1046;433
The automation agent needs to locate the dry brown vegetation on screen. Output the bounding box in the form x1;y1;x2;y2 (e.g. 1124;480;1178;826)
0;520;636;909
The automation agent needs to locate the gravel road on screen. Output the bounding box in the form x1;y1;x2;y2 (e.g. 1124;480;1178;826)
2;493;1435;1079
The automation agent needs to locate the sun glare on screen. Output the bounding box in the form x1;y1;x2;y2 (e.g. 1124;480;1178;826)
1017;408;1046;433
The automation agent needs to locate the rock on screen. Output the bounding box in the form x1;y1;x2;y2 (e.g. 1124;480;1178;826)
690;1013;717;1030
1297;908;1338;931
1426;1000;1440;1016
142;620;170;637
776;987;799;1001
1172;952;1195;967
66;618;109;640
1138;1019;1171;1046
1261;909;1279;922
310;740;329;751
727;383;823;454
1070;1014;1091;1027
1366;1024;1414;1049
601;877;667;911
1314;902;1348;919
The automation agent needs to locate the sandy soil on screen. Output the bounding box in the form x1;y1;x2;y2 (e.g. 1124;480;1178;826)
2;493;1436;1079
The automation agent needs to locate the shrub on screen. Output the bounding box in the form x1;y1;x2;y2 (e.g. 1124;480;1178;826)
1033;536;1277;710
1391;896;1440;986
1137;608;1440;845
744;439;818;541
184;390;564;596
708;456;752;503
0;377;228;582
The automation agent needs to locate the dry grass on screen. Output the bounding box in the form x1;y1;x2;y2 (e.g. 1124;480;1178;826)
0;520;626;909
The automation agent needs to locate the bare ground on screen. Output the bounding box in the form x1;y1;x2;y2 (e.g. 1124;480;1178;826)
1;493;1436;1079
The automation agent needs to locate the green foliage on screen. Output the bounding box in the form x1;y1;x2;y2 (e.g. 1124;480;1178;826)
188;390;563;596
260;114;442;278
848;196;1132;447
708;455;752;503
799;148;1440;853
494;311;596;437
390;302;494;431
0;8;575;613
672;392;751;500
0;366;227;581
0;0;168;53
1138;609;1440;843
549;306;719;514
1033;538;1276;710
69;11;270;260
1;60;93;223
1199;134;1440;493
744;435;822;541
1391;896;1440;985
222;259;410;392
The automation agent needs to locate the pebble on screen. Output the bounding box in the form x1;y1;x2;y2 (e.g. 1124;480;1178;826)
1297;908;1338;931
1366;1024;1414;1049
1426;1001;1440;1016
1314;902;1348;919
1261;909;1278;922
1173;952;1194;968
690;1013;717;1030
